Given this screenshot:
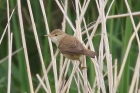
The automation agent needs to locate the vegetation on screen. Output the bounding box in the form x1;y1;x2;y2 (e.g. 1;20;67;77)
0;0;140;93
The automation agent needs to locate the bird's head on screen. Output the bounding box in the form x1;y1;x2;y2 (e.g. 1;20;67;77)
44;29;66;46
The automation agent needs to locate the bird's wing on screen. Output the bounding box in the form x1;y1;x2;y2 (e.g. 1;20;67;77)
58;35;84;55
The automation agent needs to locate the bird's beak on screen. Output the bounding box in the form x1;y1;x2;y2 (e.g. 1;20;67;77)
44;34;51;37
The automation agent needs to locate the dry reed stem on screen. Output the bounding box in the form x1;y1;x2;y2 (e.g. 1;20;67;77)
7;5;13;93
79;0;90;23
7;0;10;55
82;13;106;92
116;22;140;91
83;17;101;92
7;33;13;93
60;60;70;92
66;68;76;93
0;48;23;64
63;60;70;77
88;16;101;45
74;76;81;93
78;69;93;92
39;0;59;92
0;6;16;44
107;11;140;19
55;0;76;32
114;59;117;93
76;71;80;93
125;0;140;52
91;58;106;92
60;0;68;79
82;23;96;35
36;74;48;93
106;0;115;18
95;0;111;92
6;1;12;89
17;0;34;92
26;0;54;93
78;75;85;92
135;75;139;93
50;45;58;93
7;3;12;93
61;63;79;93
57;59;69;92
63;60;70;79
129;53;140;93
99;0;114;92
76;1;88;93
66;63;82;93
59;53;64;77
75;24;82;93
35;50;59;93
98;23;104;69
101;64;115;79
95;0;100;13
35;50;59;92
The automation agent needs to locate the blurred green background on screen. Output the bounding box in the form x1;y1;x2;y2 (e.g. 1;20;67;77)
0;0;139;93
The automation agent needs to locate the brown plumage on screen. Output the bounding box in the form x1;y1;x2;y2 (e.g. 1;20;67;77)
45;29;97;69
58;35;96;59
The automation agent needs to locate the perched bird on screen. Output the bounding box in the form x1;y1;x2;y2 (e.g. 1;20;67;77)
45;29;97;69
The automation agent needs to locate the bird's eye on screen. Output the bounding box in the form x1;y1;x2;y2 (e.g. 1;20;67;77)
55;34;57;36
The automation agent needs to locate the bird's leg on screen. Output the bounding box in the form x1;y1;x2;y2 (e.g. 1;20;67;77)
80;65;86;70
78;59;86;70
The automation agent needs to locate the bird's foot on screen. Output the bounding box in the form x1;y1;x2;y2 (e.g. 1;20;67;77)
80;66;87;70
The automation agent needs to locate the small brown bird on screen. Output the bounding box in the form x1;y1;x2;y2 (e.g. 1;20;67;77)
45;29;97;69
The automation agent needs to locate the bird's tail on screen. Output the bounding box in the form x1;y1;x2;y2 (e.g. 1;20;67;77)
83;49;97;58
